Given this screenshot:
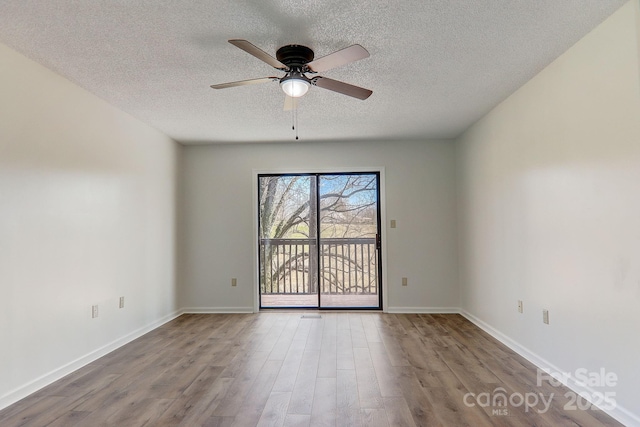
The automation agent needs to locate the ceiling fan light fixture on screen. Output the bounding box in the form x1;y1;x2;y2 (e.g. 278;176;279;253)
280;76;310;98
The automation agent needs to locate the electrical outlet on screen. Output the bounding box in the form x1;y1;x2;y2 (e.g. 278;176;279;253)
402;277;408;286
92;305;99;318
231;278;237;287
390;220;397;228
518;300;523;313
119;296;125;309
543;309;549;324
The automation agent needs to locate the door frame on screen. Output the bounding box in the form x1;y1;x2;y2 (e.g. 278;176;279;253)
252;167;388;312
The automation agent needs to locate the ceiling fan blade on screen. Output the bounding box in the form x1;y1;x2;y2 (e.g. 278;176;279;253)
307;44;370;73
313;77;372;100
210;77;278;90
283;95;299;111
229;39;288;70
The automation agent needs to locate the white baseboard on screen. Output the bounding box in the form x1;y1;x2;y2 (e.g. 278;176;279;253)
182;307;255;314
0;310;182;411
460;310;551;368
460;310;640;427
386;307;461;314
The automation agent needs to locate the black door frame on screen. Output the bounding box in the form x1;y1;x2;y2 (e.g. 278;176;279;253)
257;171;383;310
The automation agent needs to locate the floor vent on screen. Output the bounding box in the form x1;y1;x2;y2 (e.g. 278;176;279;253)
301;314;322;319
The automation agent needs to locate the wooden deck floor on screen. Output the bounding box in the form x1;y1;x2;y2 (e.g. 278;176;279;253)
261;293;380;308
0;313;624;426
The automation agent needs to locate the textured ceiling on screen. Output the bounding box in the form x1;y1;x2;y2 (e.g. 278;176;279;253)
0;0;626;144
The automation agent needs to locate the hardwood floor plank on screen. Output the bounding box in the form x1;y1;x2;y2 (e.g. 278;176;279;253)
188;338;242;367
360;408;389;427
175;376;235;426
396;366;443;426
428;371;494;427
317;314;337;378
438;347;501;390
336;326;356;370
272;338;306;392
213;351;271;417
349;314;369;348
268;314;300;361
353;347;384;409
64;387;128;419
181;365;226;397
376;333;410;368
103;397;173;427
411;366;444;389
361;314;382;343
46;410;92;427
309;377;337;427
383;396;417;427
303;317;325;352
69;358;178;413
146;359;208;399
256;391;291;427
229;359;283;426
292;315;313;341
28;363;105;399
287;350;320;415
337;369;361;427
368;341;404;398
282;414;311;427
42;371;122;417
15;392;99;427
201;415;235;427
0;396;67;427
256;316;290;355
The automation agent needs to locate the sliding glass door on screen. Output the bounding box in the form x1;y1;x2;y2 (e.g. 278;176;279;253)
258;173;381;309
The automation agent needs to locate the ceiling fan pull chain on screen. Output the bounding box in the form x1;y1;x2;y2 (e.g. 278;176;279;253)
295;102;299;140
291;98;299;140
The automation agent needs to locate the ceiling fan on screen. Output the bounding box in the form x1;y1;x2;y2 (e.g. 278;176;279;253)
210;39;373;102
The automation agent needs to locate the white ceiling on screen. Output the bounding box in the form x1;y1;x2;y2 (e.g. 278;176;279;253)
0;1;626;145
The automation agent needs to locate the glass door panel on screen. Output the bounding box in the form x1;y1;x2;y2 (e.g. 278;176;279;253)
318;174;381;308
259;175;318;308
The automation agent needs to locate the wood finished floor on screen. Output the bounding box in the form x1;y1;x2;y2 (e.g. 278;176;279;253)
0;313;623;427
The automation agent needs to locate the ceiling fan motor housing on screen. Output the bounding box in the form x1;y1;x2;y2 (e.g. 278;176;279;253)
276;45;315;68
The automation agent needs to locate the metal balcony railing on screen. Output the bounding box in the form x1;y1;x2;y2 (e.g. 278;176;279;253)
259;237;378;295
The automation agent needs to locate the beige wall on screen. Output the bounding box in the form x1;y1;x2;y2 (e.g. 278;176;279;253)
0;43;180;407
179;140;459;312
456;1;640;423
